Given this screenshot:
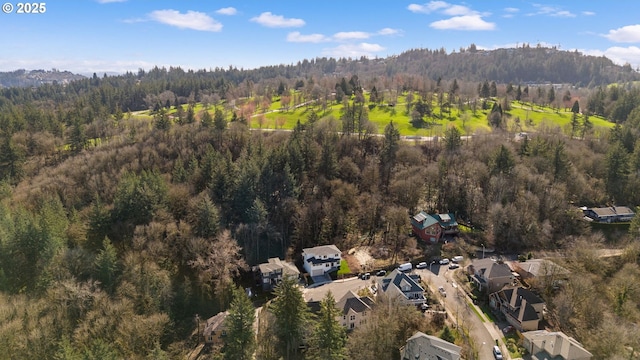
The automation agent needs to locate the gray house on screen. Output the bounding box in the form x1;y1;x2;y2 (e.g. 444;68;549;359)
467;258;515;293
377;269;426;306
256;257;300;291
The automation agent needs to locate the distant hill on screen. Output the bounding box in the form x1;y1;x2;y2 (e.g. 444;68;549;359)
0;69;85;88
218;45;640;87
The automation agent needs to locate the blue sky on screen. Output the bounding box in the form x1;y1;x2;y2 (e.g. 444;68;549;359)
3;0;640;74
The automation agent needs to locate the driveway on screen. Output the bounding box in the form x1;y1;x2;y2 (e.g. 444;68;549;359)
302;276;373;302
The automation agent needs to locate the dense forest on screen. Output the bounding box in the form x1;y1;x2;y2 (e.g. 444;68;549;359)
1;46;640;359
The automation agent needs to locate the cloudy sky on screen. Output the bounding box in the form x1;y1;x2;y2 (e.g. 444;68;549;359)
2;0;640;74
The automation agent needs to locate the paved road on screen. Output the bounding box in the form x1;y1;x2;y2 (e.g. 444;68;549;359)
300;267;512;359
416;264;509;360
302;276;373;302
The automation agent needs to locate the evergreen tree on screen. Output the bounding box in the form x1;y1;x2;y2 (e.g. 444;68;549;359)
444;126;463;153
307;292;347;360
571;100;580;114
516;85;522;101
201;110;213;128
440;325;455;343
270;276;310;360
570;112;580;138
490;144;515;176
93;237;120;293
223;286;256;360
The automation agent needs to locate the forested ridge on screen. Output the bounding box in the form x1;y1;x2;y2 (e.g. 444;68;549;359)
1;46;640;359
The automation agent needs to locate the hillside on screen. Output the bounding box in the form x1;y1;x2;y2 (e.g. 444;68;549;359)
0;69;85;88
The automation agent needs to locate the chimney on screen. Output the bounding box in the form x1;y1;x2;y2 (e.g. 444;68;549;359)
518;298;528;321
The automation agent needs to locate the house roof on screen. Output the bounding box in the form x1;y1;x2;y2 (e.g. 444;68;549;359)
492;287;543;323
258;257;300;276
336;290;373;315
302;245;341;258
523;330;592;360
588;206;634;217
401;331;461;360
472;258;513;279
513;259;569;278
433;213;458;227
203;311;228;336
411;211;439;230
380;269;424;294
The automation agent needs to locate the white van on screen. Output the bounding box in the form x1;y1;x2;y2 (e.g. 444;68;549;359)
398;262;412;272
452;256;464;263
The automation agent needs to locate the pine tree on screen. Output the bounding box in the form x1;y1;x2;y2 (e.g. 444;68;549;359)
270;276;310;360
223;286;256;360
307;292;347;360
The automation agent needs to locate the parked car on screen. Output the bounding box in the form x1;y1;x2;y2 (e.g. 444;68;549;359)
439;258;450;265
451;255;464;263
416;261;428;269
448;263;460;270
493;345;503;360
438;286;447;297
376;270;386;277
398;262;412;272
360;272;371;280
502;325;514;334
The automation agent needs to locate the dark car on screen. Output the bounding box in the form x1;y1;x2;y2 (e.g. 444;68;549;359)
376;270;387;277
448;263;460;270
360;272;371;280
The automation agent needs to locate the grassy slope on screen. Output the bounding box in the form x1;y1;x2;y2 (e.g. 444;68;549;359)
132;93;615;137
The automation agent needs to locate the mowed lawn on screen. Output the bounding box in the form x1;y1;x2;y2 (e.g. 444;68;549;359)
132;94;615;137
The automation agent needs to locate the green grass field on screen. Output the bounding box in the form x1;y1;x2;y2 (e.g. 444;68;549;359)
131;94;616;137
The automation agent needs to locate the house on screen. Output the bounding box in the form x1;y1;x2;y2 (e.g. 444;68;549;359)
308;290;374;331
411;211;443;243
582;206;635;223
510;259;569;288
377;269;426;306
467;258;514;293
256;257;300;291
336;290;374;330
400;331;461;360
522;330;592;360
302;245;341;277
202;311;228;346
489;287;545;331
432;213;459;236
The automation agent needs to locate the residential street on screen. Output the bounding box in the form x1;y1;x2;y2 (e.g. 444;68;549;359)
416;264;511;360
299;265;512;360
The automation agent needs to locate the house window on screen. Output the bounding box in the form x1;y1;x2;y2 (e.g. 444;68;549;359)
350;315;356;321
326;263;330;267
221;330;227;337
350;323;355;329
208;336;212;342
343;315;346;320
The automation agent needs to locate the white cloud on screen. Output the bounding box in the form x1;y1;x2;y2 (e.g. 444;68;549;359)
443;4;473;16
504;7;519;13
250;12;305;28
603;25;640;43
378;28;402;36
216;7;237;16
408;1;449;14
333;31;370;41
410;2;494;31
528;4;575;17
287;32;329;43
583;46;640;68
323;43;385;58
430;15;495;31
149;10;222;32
582;11;595;16
96;0;126;3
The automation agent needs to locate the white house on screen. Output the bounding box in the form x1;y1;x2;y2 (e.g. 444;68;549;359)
302;245;341;277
